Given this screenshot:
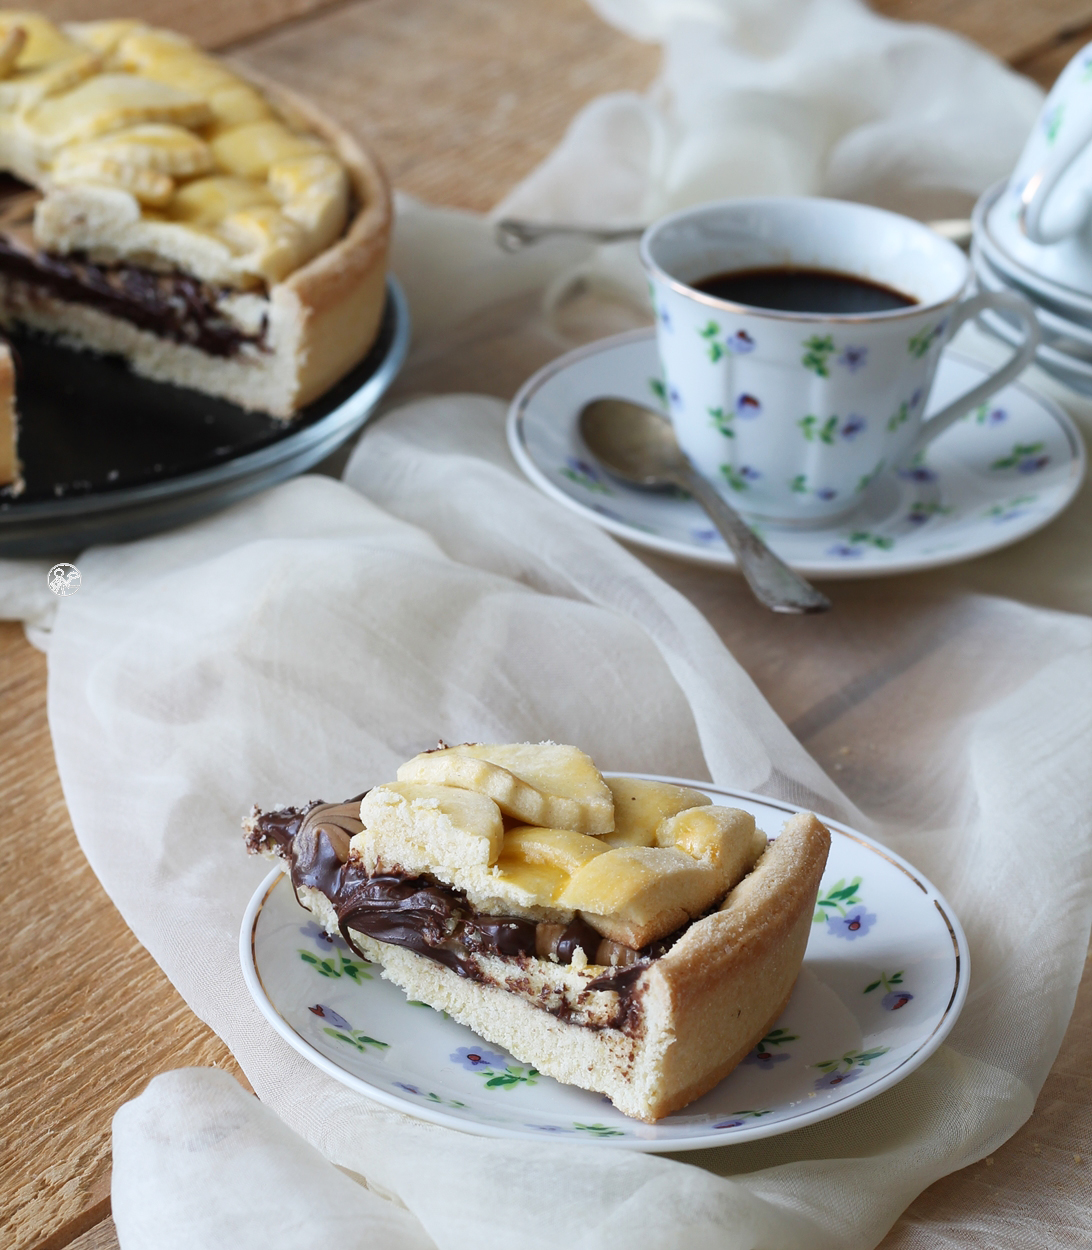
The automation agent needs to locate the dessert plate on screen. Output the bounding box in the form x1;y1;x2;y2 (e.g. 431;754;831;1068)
241;779;969;1151
507;331;1084;577
0;277;409;557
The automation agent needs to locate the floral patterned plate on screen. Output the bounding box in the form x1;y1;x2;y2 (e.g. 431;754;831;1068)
506;332;1084;577
241;779;969;1151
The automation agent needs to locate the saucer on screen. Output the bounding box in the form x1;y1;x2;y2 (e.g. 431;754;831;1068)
242;777;969;1150
977;305;1092;398
507;330;1084;578
973;243;1092;354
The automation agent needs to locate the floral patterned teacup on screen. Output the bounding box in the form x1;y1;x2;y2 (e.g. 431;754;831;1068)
1012;40;1092;251
987;39;1092;292
640;197;1039;524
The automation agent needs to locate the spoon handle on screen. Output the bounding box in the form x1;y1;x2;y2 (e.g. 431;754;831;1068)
494;217;970;253
494;218;646;251
675;465;832;614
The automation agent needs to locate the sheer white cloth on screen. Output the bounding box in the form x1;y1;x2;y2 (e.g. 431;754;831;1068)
510;0;1042;221
2;3;1091;1249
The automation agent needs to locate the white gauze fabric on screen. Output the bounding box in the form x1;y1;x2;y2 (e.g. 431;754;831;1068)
46;390;1091;1250
499;0;1043;225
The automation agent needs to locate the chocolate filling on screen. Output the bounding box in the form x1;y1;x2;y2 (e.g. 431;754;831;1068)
245;798;676;988
0;237;266;356
0;178;266;357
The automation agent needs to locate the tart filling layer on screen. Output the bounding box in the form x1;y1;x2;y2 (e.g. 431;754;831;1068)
0;234;266;357
246;798;678;1030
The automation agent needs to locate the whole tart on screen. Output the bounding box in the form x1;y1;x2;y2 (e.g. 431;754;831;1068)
0;14;391;492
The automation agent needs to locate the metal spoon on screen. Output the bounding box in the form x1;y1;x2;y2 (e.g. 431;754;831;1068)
579;398;832;614
495;217;972;252
495;218;646;252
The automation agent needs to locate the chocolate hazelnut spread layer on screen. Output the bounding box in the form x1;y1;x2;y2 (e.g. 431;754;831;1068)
0;239;267;356
245;798;669;984
0;179;266;358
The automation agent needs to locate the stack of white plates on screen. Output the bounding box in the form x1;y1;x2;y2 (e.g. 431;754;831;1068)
972;179;1092;396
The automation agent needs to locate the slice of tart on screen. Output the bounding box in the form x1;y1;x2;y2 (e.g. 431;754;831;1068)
0;12;390;474
244;742;831;1122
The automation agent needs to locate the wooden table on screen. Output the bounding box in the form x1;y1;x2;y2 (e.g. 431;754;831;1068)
1;3;1089;1248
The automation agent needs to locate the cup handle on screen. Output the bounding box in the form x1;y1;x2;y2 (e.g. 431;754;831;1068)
905;290;1040;459
1019;111;1092;244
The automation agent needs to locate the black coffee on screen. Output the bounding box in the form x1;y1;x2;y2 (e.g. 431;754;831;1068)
693;266;916;314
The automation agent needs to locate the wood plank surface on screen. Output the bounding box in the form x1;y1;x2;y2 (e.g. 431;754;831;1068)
874;0;1092;65
0;621;248;1250
27;0;344;51
65;1219;118;1250
229;0;660;213
1014;28;1092;88
2;2;1091;1249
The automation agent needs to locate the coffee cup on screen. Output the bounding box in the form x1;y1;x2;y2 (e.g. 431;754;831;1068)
983;40;1092;292
639;196;1040;524
1013;41;1092;248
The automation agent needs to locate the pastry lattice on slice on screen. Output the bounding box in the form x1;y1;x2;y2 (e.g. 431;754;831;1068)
0;13;390;433
244;743;831;1122
395;741;616;834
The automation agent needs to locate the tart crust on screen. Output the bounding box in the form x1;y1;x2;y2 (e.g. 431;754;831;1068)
233;70;391;413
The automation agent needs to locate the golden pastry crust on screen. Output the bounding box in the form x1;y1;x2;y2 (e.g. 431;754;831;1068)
639;811;829;1116
247;73;390;410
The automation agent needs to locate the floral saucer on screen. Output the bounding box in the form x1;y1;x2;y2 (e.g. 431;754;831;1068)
506;332;1084;577
241;779;969;1151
